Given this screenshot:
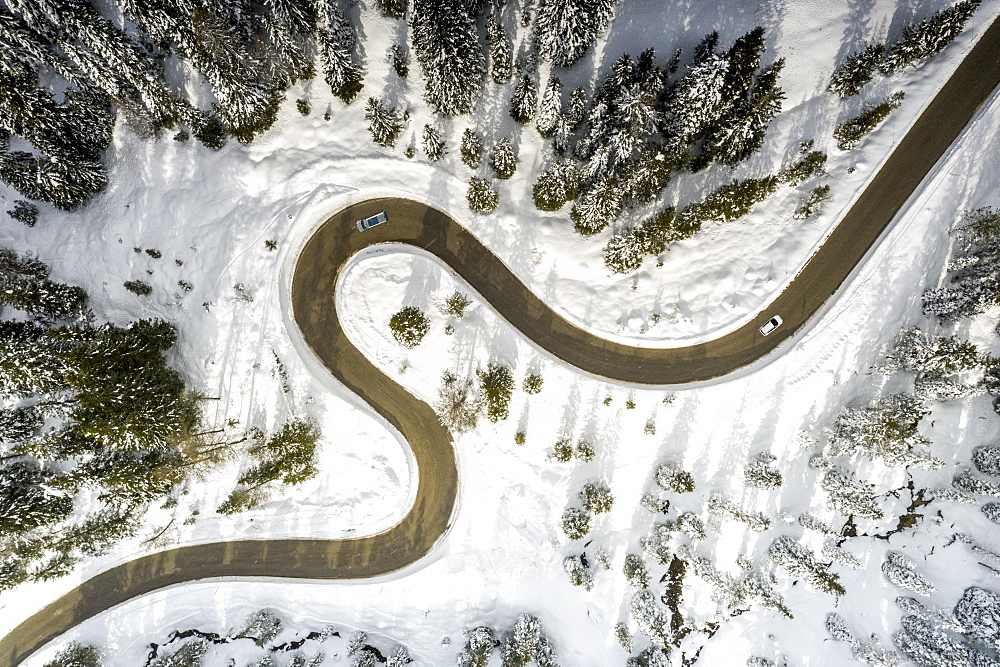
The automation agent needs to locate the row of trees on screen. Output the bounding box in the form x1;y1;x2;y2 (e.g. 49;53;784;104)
829;0;981;97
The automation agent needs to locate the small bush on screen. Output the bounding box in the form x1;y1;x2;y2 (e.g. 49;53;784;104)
124;280;152;296
514;431;526;445
296;99;310;115
575;441;595;462
445;291;472;318
389;306;430;348
552;440;573;462
522;373;543;394
655;464;695;493
794;184;831;219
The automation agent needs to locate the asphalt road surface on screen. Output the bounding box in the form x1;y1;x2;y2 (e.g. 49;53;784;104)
4;14;1000;666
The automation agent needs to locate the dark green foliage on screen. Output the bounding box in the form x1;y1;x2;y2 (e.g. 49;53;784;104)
467;177;498;213
389;306;430;347
192;115;228;150
60;508;138;557
296;99;310;116
570;179;621;234
882;0;981;74
0;151;108;211
43;642;101;667
829;43;885;97
460;129;483;167
218;419;321;514
0;405;41;445
124;280;152;296
780;149;827;185
655;464;695;493
7;200;38;227
477;363;514;422
678;175;780;227
319;3;365;104
509;75;537;124
923;207;1000;321
532;161;581;211
237;609;284;646
794;184;831;219
834;92;905;150
522;373;543;394
624;553;650;588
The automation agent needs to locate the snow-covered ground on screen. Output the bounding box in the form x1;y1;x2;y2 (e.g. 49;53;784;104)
6;0;1000;665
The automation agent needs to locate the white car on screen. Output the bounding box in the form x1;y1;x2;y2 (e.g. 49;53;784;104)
356;211;388;231
759;315;783;336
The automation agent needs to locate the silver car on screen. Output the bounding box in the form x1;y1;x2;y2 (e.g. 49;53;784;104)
759;315;783;336
356;211;388;231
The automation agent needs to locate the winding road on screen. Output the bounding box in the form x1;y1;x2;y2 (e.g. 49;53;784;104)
4;15;1000;666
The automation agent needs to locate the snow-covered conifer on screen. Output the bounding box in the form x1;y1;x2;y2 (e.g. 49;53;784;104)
707;494;770;532
821;468;883;519
485;15;512;84
642;524;673;564
532;160;581;211
0;151;108;211
655;463;695;493
579;482;614;514
42;642;101;667
372;0;408;19
364;98;407;147
882;551;935;596
954;586;1000;648
603;226;648;274
7;200;38;227
826;393;940;468
744;452;782;489
628;589;671;645
822;542;863;570
318;3;365;104
435;372;481;433
411;0;485;115
490;138;517;179
562;506;591;539
534;0;615;68
973;447;1000;476
677;512;706;540
536;77;563;137
880;327;981;376
894;614;990;666
834;92;905;150
564;553;594;589
467;177;498;213
953;469;1000;498
458;626;496;667
769;535;845;595
460;128;484;167
570;179;622;235
830;43;886;97
421;124;446;160
509;75;538;124
794;184;832;219
897;596;965;633
388;306;430;348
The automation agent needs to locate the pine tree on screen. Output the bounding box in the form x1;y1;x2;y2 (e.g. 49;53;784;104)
509;75;538;124
0;150;108;211
769;535;845;595
954;586;1000;647
7;200;38;227
532;160;580;211
628;589;672;645
0;247;87;321
677;175;780;228
564;553;594;589
794;184;832;219
490;138;516;179
655;463;695;493
485;15;512;84
834;92;905;150
411;0;485;115
579;482;614;513
477;363;514;422
422;124;446;160
467;177;499;213
882;551;935;596
43;642;101;667
534;0;616;68
389;306;430;347
570;179;621;234
460;128;484;167
536;77;563;137
744;452;782;489
435;371;481;433
458;627;496;667
365;98;408;147
830;43;886;97
973;447;1000;476
318;2;365;104
821;468;883;519
0;460;74;535
826;393;940;468
624;553;650;588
